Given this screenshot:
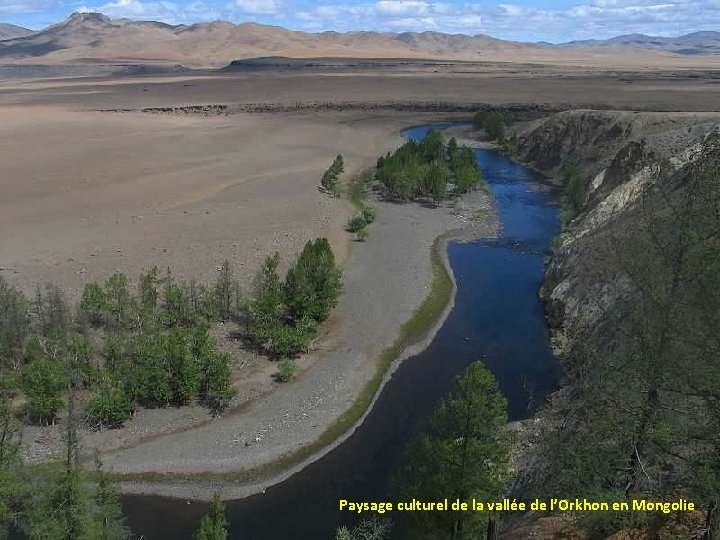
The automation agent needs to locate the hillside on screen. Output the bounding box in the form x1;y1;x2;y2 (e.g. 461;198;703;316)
562;30;720;55
0;23;33;41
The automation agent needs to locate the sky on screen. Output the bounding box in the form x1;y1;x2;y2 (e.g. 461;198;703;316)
0;0;718;42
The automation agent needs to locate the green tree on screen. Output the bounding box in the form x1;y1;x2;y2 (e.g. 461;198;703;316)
0;394;31;538
396;362;510;540
447;137;459;161
90;456;130;540
80;282;108;328
213;260;235;322
194;494;228;540
162;270;193;327
66;335;95;388
331;154;345;175
200;352;236;414
21;357;65;425
321;154;345;195
131;331;172;406
0;277;30;368
473;111;507;143
138;266;161;312
34;284;69;340
104;273;132;329
284;239;342;323
166;327;198;405
86;373;134;429
420;129;444;161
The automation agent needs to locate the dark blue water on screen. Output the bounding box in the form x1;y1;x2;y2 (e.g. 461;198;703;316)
121;123;563;540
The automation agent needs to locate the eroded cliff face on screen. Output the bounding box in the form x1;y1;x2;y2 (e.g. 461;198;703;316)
509;110;720;539
517;110;720;345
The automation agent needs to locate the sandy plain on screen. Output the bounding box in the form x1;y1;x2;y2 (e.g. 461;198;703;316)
2;60;719;498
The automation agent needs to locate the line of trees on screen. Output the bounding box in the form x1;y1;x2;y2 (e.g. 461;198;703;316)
321;154;345;196
375;129;484;203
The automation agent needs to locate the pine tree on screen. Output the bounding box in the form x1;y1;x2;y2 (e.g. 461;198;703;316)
214;260;234;322
21;356;65;425
396;362;510;540
194;494;229;540
91;456;130;540
0;277;30;368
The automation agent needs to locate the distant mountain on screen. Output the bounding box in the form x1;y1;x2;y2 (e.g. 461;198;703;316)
0;12;426;66
0;12;717;68
0;23;33;41
560;31;720;55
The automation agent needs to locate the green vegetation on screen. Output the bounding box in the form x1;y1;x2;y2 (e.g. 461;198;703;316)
335;517;392;540
346;214;368;233
472;111;509;143
193;494;229;540
394;361;511;540
346;204;378;241
376;130;484;202
277;359;297;382
0;388;130;539
246;238;342;358
320;154;345;196
561;165;587;214
21;356;66;425
0;238;341;433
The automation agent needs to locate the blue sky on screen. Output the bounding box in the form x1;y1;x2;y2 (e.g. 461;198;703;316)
1;0;718;42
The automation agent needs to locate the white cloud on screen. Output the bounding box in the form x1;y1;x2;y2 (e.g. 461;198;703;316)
0;0;51;16
79;0;219;23
234;0;280;15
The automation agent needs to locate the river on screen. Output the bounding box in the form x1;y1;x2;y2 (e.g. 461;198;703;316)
121;123;563;539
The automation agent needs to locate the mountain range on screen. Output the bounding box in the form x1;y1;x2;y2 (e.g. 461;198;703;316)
0;12;718;68
562;31;720;56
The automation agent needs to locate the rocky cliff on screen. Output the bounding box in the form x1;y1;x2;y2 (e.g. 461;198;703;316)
517;110;720;341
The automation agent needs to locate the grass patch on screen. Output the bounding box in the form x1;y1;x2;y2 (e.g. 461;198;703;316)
110;235;455;488
347;168;374;209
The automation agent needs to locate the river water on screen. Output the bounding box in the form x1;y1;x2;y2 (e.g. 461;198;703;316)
121;123;563;539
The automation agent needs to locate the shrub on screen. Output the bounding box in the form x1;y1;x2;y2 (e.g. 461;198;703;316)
277;359;297;382
356;227;369;242
562;166;586;212
86;375;134;429
361;205;378;224
347;215;368;233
